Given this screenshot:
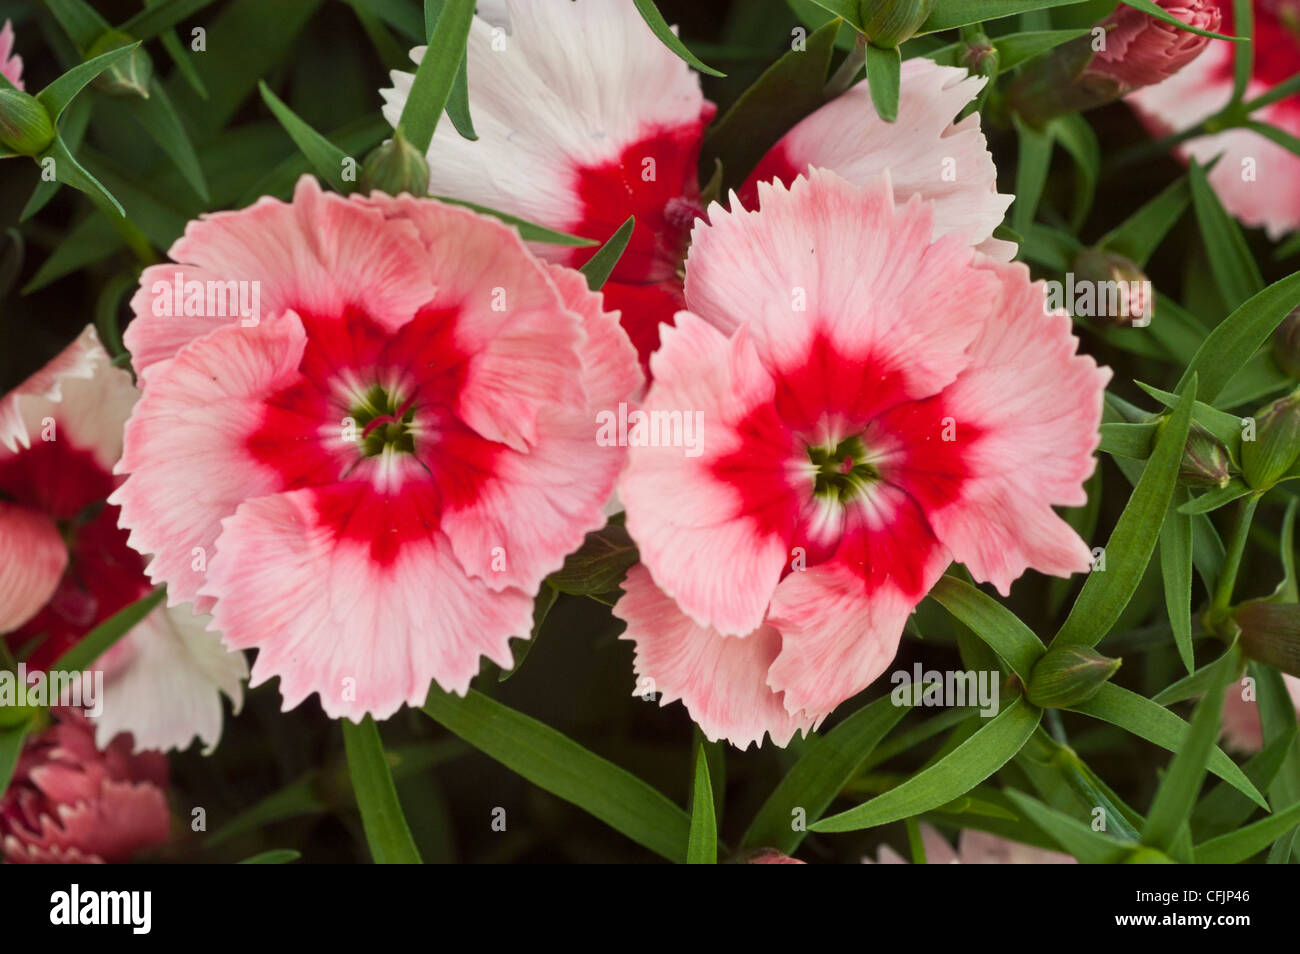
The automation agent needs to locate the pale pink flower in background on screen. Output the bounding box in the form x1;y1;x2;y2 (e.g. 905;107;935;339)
863;824;1076;864
114;177;642;721
1221;672;1300;751
0;326;247;754
1;709;169;864
1127;1;1300;238
379;1;1012;366
0;19;23;89
615;171;1109;748
1088;0;1220;90
738;58;1015;261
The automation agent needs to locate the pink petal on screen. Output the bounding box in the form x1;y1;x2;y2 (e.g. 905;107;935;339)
614;565;814;749
204;487;534;720
0;19;23;90
767;485;951;719
742;59;1014;260
0;504;66;633
621;312;794;636
871;261;1109;595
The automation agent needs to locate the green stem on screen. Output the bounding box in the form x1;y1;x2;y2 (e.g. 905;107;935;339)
1213;493;1261;614
824;32;866;98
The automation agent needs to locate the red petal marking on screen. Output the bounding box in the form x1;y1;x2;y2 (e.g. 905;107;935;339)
0;436;117;520
736;142;802;212
599;278;686;372
566;119;712;284
5;505;150;672
707;332;979;585
833;490;946;600
245;306;506;569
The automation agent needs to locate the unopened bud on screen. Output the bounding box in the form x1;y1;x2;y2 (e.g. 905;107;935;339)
1272;309;1300;379
361;129;430;197
1179;423;1233;489
858;0;934;49
1027;645;1121;709
961;34;998;80
1241;392;1300;490
1072;247;1153;327
0;87;54;155
1231;602;1300;678
87;30;151;99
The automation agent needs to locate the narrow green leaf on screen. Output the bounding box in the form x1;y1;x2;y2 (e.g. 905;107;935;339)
741;694;909;853
1050;111;1098;230
0;721;29;797
1098;176;1189;267
863;43;900;123
121;0;218;41
812;697;1041;833
206;774;326;846
1070;683;1268;808
1054;380;1196;648
21;96;91;221
238;849;301;864
1004;789;1136;863
1194;726;1298;838
993;28;1091;72
499;582;557;681
1176;271;1300;402
341;715;422;864
44;0;110;49
1188;159;1263;310
127;79;210;201
41;137;125;218
920;0;1090;33
927;575;1044;682
1178;479;1252;514
422;687;689;861
1159;494;1195;673
36;42;142;120
51;588;166;675
258;81;354;193
1231;0;1254;103
632;0;725;77
1142;653;1232;853
1195;797;1300;863
686;744;717;864
1012;115;1053;235
396;0;474;152
579;216;636;291
1099;421;1156;459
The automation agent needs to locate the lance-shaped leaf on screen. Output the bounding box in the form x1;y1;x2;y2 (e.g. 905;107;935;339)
920;0;1090;33
1176;272;1300;405
0;721;29;797
1118;0;1239;40
127;79;210;201
44;0;110;49
1195;798;1300;863
811;697;1041;833
21;97;91;221
1004;790;1137;864
632;0;724;77
686;744;717;864
423;0;476;139
1141;652;1232;854
1069;683;1267;807
741;694;909;853
1194;727;1298;839
1051;112;1098;231
435;197;596;247
258;81;355;193
121;0;219;42
396;0;475;153
36;42;142;120
341;716;422;864
1012;115;1052;235
1159;494;1195;673
863;42;900;123
1099;176;1190;267
1189;159;1263;310
422;687;689;861
579;216;635;291
238;849;301;864
1099;421;1157;459
926;575;1044;682
1054;380;1195;648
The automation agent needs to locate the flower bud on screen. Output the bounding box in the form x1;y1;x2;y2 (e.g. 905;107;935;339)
1272;309;1300;379
858;0;934;49
1071;247;1153;327
361;129;430;197
1027;645;1122;709
961;34;999;81
1086;0;1219;91
86;30;152;99
1231;601;1300;678
0;87;54;155
1179;423;1233;489
1241;392;1300;490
